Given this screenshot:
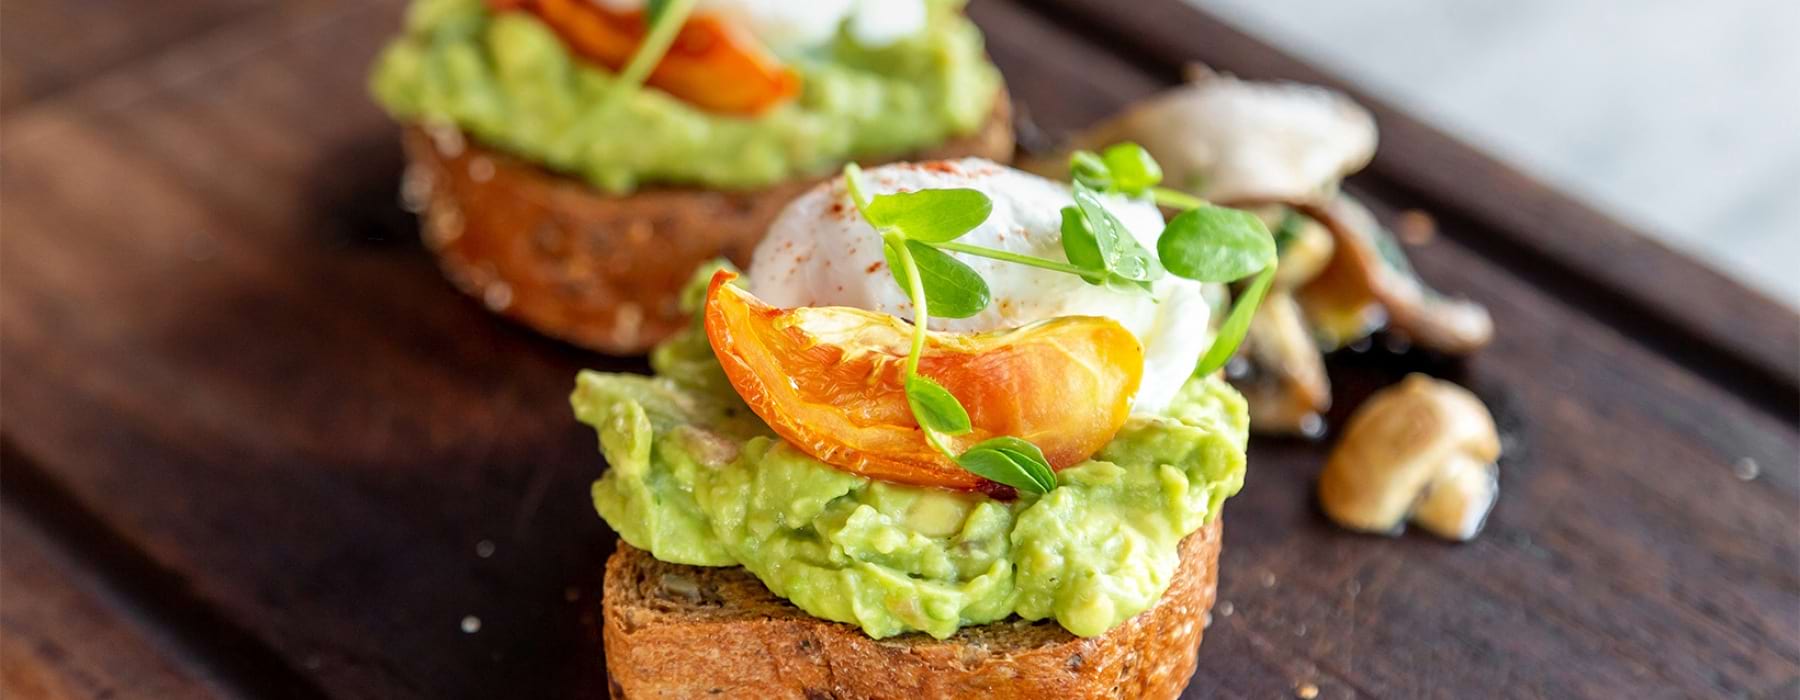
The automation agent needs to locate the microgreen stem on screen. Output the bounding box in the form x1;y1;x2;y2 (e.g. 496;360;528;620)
843;168;931;395
929;241;1096;278
886;232;931;377
843;163;872;211
923;424;956;455
843;164;964;459
1150;186;1207;211
615;0;698;93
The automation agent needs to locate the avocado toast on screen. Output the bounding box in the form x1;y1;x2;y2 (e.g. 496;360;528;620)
370;0;1012;353
575;151;1273;697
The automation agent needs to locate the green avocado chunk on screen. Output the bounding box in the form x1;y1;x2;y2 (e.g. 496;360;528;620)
575;273;1248;639
370;0;1002;193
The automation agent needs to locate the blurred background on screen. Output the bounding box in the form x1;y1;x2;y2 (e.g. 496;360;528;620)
2;0;1793;307
1197;0;1800;306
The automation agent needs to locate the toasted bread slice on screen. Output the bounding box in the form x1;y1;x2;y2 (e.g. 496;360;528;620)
402;91;1014;355
601;518;1221;699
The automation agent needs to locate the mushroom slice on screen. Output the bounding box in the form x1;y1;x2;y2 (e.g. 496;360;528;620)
1265;207;1336;292
1282;201;1386;351
1023;67;1377;203
1252;196;1492;354
1235;291;1332;436
1318;374;1501;541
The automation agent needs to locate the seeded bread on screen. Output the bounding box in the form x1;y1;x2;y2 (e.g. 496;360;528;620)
601;518;1221;699
401;90;1014;355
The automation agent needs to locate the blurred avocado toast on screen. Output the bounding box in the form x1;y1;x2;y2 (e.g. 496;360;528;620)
574;147;1276;697
369;0;1012;353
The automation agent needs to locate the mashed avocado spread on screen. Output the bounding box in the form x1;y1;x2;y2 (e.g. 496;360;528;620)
371;0;1001;193
575;275;1249;639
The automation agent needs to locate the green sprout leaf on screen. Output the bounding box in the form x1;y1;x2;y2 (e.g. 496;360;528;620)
864;188;994;243
1069;150;1112;191
1158;205;1278;283
1069;142;1163;196
1195;264;1277;376
1071;188;1130;271
1072;187;1162;283
1101;143;1162;195
906;374;972;436
956;436;1057;494
1059;206;1105;280
1061;206;1156;294
885;240;990;319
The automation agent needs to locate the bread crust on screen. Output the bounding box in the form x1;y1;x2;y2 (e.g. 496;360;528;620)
403;91;1014;355
602;518;1222;699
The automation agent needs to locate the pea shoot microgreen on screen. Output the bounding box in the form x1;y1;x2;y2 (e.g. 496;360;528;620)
886;241;990;319
1064;143;1279;375
905;374;971;436
957;437;1057;495
839;142;1277;495
616;0;697;93
864;188;994;243
1100;142;1163;196
1158;205;1278;283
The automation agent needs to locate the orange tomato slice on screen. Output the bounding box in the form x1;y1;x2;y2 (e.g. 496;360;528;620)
492;0;800;115
703;270;1144;493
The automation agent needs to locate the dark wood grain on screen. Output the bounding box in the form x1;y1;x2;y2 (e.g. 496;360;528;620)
1;0;1795;698
3;3;618;697
0;0;281;114
1;507;214;699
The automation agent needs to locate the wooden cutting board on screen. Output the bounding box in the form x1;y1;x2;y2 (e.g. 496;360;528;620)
2;0;1795;697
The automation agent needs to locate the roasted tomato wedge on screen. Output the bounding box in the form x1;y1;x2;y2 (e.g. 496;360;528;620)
704;270;1144;492
492;0;800;114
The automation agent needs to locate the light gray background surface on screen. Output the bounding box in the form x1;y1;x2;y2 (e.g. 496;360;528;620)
1193;0;1799;306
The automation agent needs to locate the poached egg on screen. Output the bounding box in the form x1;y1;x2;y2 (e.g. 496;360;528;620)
747;159;1214;415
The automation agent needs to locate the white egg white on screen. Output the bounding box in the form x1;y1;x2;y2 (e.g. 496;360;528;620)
588;0;925;50
747;158;1213;415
